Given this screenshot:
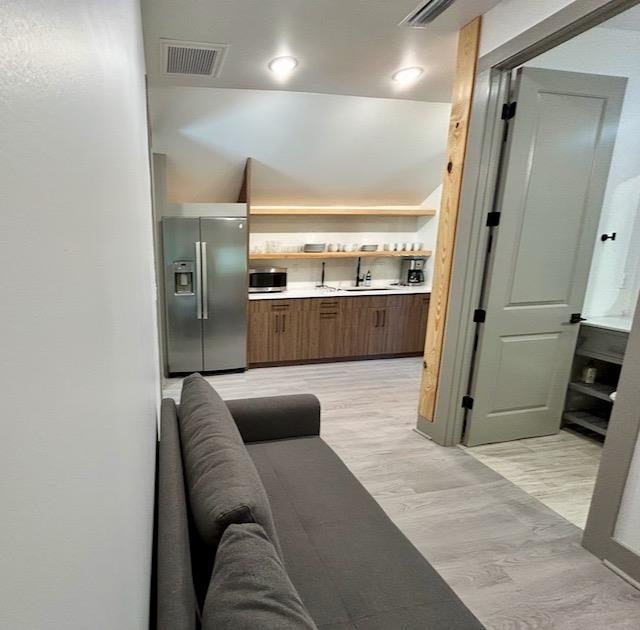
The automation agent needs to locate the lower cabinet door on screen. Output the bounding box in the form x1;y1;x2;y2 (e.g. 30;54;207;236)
248;311;302;363
248;311;272;364
272;311;304;362
313;311;342;359
384;295;429;354
340;306;372;357
366;307;388;355
416;295;430;351
380;306;404;354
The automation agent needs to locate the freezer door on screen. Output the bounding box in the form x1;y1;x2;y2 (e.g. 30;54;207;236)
200;217;248;371
162;218;203;373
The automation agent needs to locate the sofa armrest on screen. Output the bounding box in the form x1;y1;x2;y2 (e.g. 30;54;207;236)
224;394;321;443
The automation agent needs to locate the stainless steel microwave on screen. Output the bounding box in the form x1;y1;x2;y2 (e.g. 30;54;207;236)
249;267;287;293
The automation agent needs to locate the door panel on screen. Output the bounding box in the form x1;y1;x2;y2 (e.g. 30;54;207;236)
385;295;429;354
367;308;387;355
380;307;404;354
162;218;203;373
248;311;270;364
201;217;247;371
465;68;626;446
274;312;304;362
491;333;561;412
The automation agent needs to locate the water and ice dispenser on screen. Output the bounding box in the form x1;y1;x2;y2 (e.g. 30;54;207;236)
172;261;194;295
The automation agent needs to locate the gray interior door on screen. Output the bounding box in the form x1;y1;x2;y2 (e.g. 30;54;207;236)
162;217;203;373
465;68;626;447
201;217;248;372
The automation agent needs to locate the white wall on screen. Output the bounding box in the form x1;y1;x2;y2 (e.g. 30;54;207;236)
527;26;640;319
148;87;450;204
480;0;577;56
0;2;159;629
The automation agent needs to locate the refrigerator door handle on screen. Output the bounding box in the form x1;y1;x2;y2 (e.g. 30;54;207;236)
195;241;203;320
201;241;209;320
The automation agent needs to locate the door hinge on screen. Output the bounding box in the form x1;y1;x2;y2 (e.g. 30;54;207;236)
473;309;486;324
486;211;501;227
462;395;474;410
501;102;517;120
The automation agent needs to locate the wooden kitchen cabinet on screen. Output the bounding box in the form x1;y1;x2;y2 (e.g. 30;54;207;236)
248;293;429;366
391;294;430;354
248;299;309;364
310;298;345;359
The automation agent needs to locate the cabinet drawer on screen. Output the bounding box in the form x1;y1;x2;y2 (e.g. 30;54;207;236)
249;298;312;314
577;324;628;364
349;295;389;309
311;297;346;312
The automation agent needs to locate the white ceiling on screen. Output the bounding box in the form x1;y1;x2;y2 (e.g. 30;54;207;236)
601;4;640;31
141;0;502;102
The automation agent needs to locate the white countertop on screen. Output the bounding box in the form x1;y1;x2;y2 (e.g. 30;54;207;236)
583;315;632;334
249;285;431;300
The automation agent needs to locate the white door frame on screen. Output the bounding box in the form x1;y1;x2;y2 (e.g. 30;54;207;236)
426;0;640;447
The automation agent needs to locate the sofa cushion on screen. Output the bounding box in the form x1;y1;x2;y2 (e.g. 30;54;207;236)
202;523;317;630
178;374;280;556
247;437;484;629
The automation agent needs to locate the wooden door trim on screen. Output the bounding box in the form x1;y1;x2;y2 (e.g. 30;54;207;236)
418;17;482;423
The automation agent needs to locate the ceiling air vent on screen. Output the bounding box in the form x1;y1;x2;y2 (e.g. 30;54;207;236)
400;0;457;27
160;39;228;77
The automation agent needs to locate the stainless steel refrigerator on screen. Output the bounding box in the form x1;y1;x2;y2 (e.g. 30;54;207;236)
162;216;247;374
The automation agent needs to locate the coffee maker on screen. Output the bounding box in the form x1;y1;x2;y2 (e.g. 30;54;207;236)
399;257;426;286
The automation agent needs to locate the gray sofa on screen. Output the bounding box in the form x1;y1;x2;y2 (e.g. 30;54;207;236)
156;375;483;629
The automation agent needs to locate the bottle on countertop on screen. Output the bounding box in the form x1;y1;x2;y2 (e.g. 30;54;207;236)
582;361;597;385
364;270;372;287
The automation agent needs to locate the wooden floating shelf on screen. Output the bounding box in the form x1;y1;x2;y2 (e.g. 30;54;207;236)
250;250;432;261
250;205;436;217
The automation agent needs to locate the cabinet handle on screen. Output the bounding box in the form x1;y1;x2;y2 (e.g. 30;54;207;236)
282;314;287;333
320;301;338;307
374;310;380;328
274;314;280;334
271;304;290;311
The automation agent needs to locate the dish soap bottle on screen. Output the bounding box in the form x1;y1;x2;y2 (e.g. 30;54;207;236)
364;270;372;287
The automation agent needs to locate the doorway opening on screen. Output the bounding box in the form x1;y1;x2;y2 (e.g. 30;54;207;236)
458;3;640;529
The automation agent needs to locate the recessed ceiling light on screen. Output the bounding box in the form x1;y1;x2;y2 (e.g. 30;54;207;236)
392;66;424;85
268;56;298;77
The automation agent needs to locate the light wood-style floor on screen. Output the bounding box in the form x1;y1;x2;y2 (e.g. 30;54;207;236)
464;430;603;529
164;357;640;629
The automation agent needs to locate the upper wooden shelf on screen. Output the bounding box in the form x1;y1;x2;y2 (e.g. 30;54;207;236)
250;205;436;217
250;250;432;260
